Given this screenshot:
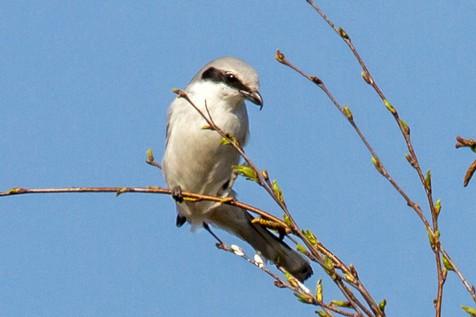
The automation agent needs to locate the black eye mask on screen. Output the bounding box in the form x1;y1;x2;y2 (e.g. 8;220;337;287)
201;67;250;93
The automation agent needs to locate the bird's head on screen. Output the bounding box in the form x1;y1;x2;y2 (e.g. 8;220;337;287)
192;57;263;109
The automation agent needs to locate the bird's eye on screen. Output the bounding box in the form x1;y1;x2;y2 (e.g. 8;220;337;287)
225;73;238;83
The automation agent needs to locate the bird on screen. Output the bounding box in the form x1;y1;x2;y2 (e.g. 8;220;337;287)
162;56;313;281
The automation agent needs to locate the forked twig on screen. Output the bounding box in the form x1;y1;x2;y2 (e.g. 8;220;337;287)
281;1;476;315
173;88;384;317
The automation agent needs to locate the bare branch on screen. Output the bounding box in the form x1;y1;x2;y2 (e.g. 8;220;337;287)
174;88;383;316
145;148;162;169
0;186;286;228
456;136;476;150
441;249;476;303
285;1;476;314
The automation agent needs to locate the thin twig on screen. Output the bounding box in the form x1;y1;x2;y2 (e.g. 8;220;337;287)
456;136;476;150
455;136;476;187
174;89;382;316
145;148;162;169
441;249;476;303
275;50;431;231
0;186;287;227
299;2;476;314
219;243;357;317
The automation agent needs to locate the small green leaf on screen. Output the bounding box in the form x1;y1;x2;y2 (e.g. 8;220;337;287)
316;310;330;317
323;256;335;275
296;244;307;254
379;299;387;312
272;179;285;204
116;187;128;197
302;229;318;246
275;50;286;63
285;272;299;288
232;164;258;182
427;228;440;250
442;254;454;271
315;279;323;303
146;148;155;162
342;106;353;120
294;292;314;304
7;187;25;194
261;169;269;181
462;305;476;317
371;156;383;174
405;152;417;168
361;70;372;85
221;134;239;147
344;271;356;283
330;300;351;307
371;156;379;167
425;170;432;191
383;99;396;114
338;27;349;40
399;119;410;135
283;214;292;226
434;199;442;216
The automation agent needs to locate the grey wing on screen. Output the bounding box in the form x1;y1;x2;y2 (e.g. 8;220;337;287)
164;98;177;147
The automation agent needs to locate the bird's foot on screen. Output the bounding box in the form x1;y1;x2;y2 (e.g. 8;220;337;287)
171;185;184;203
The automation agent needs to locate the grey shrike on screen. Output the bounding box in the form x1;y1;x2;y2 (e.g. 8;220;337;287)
162;57;312;281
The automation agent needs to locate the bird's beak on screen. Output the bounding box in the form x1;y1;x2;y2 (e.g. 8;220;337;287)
240;90;263;110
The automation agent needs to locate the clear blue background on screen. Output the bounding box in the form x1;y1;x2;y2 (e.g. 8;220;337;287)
1;1;475;316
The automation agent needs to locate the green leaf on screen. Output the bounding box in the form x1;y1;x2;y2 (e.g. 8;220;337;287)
342;106;353;120
462;305;476;317
275;50;286;63
316;310;330;317
361;70;372;85
296;244;307;254
371;156;379;167
294;292;314;304
146;148;154;162
330;300;351;307
434;199;442;216
425;170;432;191
427;228;440;250
383;99;396;114
338;27;349;40
323;256;335;275
7;187;25;194
116;187;128;197
442;254;454;271
272;179;285;204
399;118;410;135
371;156;383;174
283;214;292;226
302;229;318;246
315;279;323;303
232;164;258;182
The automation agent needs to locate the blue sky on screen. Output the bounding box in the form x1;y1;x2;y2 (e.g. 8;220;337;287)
1;1;475;316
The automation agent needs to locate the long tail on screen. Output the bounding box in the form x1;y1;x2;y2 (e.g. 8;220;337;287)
207;204;313;281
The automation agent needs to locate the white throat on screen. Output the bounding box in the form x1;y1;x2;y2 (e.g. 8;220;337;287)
187;80;245;112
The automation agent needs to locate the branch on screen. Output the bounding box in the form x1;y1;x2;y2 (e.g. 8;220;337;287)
0;186;286;227
174;89;384;316
218;243;356;317
277;1;476;314
455;136;476;187
441;249;476;303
